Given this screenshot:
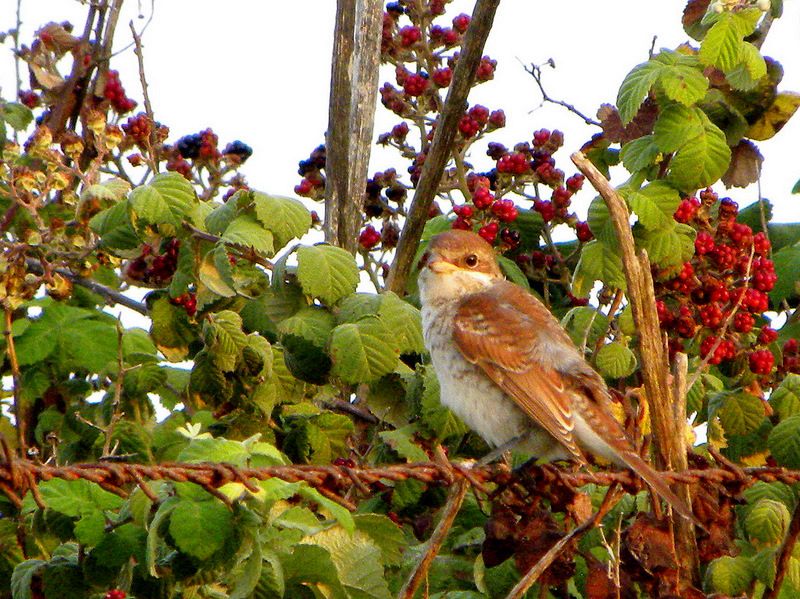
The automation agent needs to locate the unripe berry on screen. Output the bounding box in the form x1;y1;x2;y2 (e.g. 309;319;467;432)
533;199;555;223
478;224;497;243
734;312;754;333
533;129;550;146
468;105;490;125
398;25;421;47
575;222;593;243
695;231;715;255
473;187;494;210
488;110;506;128
458;115;480;138
476;56;496;81
565;174;584;193
452;13;471;33
758;327;778;344
754;232;771;255
358;225;381;249
749;349;774;375
403;73;429;96
432;67;453;88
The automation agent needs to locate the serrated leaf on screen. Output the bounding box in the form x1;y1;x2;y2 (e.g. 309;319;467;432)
420;367;468;440
751;547;778;588
627;181;682;231
595;342;637;379
716;392;766;436
1;102;34;130
377;292;425;354
617;61;662;124
296;244;359;305
743;482;798;511
620;135;660;173
74;510;105;546
726;42;767;91
379;425;429;462
178;437;250;466
746;499;791;546
198;245;236;298
205;198;240;236
586;195;616;246
310;527;392;599
222;214;275;256
149;296;195;361
354;514;406;567
229;539;263;599
329;317;399;384
654;104;705;153
252;192;312;248
669;112;731;191
128;172;197;235
206;310;248;372
572;240;626;296
637;223;696;267
169;499;233;560
771;374;800;420
38;479;123;517
658;61;708;106
279;306;336;348
11;559;46;599
561;306;609;349
771;243;800;305
704;555;754;596
89;201;140;251
768;415;800;468
699;10;758;72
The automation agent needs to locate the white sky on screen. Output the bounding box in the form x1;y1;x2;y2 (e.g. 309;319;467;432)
4;0;799;225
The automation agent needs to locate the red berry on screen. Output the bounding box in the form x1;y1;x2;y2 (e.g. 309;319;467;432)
729;223;753;248
719;197;738;219
476;56;496;81
489;110;506;128
453;205;474;219
694;231;715;255
478;224;497;244
500;228;521;248
333;457;356;468
533;129;551;146
784;339;799;354
19;90;40;108
749;349;774;375
497;152;529;175
452;217;471;230
295;178;315;196
674;197;700;224
432;67;453;88
699;302;724;329
391;122;409;140
758;327;778;345
468;105;490;125
452;13;471;33
742;288;769;313
472;187;494;210
565;174;584;193
104;591;126;599
754;232;771;255
458;115;480;138
575;222;593;243
398;25;421;47
533;199;555;223
551;186;572;208
403;73;429;96
733;312;754;333
358;225;381;249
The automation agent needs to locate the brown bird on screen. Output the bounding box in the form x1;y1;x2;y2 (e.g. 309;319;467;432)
418;229;695;523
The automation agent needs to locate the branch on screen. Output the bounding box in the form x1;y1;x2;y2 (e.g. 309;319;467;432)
129;20;159;175
324;0;383;253
524;60;601;127
4;309;26;454
25;257;148;315
386;0;502;294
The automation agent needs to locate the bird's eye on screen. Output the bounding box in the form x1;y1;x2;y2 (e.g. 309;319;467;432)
464;254;479;268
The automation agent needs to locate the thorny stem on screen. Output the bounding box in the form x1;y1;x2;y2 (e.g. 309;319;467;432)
4;309;26;454
129;20;159;175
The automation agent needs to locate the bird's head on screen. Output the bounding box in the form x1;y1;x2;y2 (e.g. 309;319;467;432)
417;230;503;302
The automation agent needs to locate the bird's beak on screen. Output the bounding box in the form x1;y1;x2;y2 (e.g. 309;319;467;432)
427;257;458;274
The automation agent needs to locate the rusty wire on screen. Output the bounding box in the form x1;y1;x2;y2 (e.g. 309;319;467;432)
3;444;800;512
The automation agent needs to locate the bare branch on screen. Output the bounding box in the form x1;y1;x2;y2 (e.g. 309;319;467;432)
524;60;601;127
129;20;159;174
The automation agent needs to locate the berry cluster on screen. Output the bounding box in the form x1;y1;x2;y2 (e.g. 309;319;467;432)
170;292;197;317
125;239;180;287
103;70;137;114
175;129;220;161
223;140;253;163
104;590;126;599
121;113;152;145
655;188;780;378
19;90;40;109
294;145;326;200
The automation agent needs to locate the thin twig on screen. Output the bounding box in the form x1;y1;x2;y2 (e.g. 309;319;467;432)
4;309;25;454
398;478;469;599
387;0;502;293
102;322;127;458
24;257;148;315
505;483;624;599
524;60;601;126
129;20;159;175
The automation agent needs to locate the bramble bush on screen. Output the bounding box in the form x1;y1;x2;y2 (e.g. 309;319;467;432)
1;0;800;597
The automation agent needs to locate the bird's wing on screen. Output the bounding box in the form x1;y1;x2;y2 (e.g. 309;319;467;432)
452;281;585;461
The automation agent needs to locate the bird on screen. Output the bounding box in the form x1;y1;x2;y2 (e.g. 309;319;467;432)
417;228;696;524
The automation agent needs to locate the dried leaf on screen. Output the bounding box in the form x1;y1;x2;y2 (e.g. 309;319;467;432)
598;100;659;144
722;140;763;188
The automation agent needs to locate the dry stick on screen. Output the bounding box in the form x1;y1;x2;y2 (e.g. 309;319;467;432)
324;0;383;254
505;483;624;599
3;309;25;454
102;323;127;458
24;257;147;315
571;151;698;583
129;20;159;175
398;478;469;599
764;502;800;599
386;0;502;294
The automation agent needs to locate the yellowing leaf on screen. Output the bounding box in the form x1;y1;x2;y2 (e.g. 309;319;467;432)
747;92;800;141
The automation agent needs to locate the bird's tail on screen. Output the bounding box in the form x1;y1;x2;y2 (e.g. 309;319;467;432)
617;449;703;529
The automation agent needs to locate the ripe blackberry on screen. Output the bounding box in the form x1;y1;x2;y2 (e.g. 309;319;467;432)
223;140;253;162
176;133;203;159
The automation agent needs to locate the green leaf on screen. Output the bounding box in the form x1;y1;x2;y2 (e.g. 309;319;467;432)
89;201;140;251
205;310;248;372
699;9;760;72
704;555;754;596
11;559;46;599
561;306;609;348
771;244;800;305
658;61;709;106
420;368;468;440
379;425;429;462
128;172;197;235
771;374;800;420
586;195;616;246
296;485;355;534
149;295;195;362
637;222;696;267
627;181;682;231
1;102;34;130
296;244;359;305
595;342;637;379
654;104;705;153
310;527;392;599
353;514;406;567
178;437;251;466
572;240;626;296
726;42;767;91
620;135;660;173
199;245;236;298
715;392;766;436
768;415;800;468
169;499;233;560
751;547;778;588
222;214;275;256
669;112;731;191
42;558;87;599
279;306;336;348
74;510;106;546
229;539;263;599
38;479;123;517
252;192;312;248
205;198;240;235
746;499;791;546
281;544;347;598
617;60;662;124
377;292;425;354
329;316;400;384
